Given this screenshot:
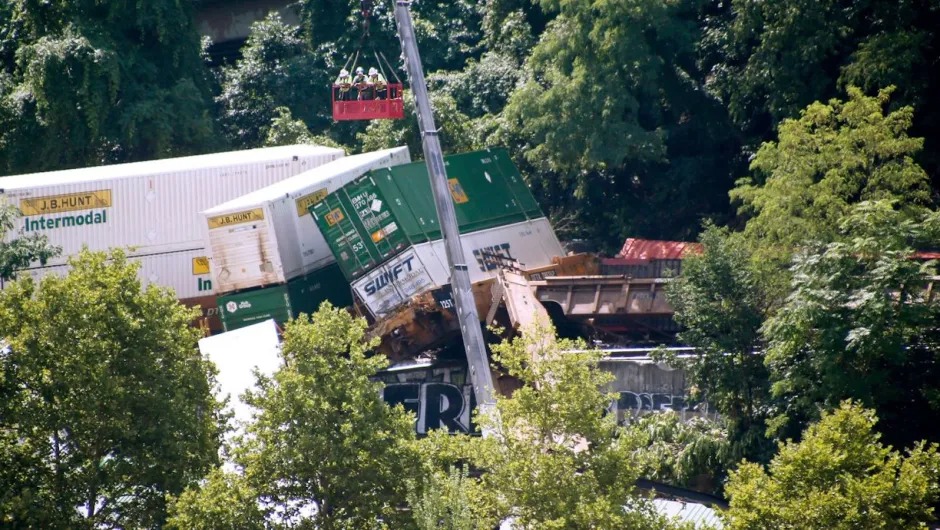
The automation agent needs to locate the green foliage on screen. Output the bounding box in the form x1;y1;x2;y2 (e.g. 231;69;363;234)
505;0;676;174
452;323;689;529
217;13;327;149
211;305;420;529
732;87;931;265
480;0;544;62
0;249;224;528
709;0;937;141
264;106;346;150
762;201;940;447
0;202;60;280
723;401;940;529
621;412;731;494
357;91;475;158
498;0;740;246
166;469;266;530
0;0;218;172
407;466;490;530
664;224;773;461
430;51;522;118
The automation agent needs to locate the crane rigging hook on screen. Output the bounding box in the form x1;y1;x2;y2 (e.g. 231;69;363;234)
360;0;374;39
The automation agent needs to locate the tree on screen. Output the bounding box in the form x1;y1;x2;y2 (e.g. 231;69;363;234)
453;323;690;529
731;87;932;266
722;401;940;529
407;465;490;530
357;91;475;158
165;469;266;530
429;51;523;119
297;0;484;75
707;0;939;148
0;202;60;280
497;0;740;248
264;106;346;150
762;201;940;448
171;305;421;529
620;412;731;495
664;224;774;462
0;0;219;173
216;13;330;149
0;249;224;528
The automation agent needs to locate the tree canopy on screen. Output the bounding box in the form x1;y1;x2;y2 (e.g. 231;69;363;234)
722;401;940;530
168;305;421;529
0;0;219;173
0;250;224;528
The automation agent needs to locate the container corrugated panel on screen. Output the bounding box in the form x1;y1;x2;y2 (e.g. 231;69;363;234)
217;263;353;332
0;144;344;267
600;258;684;278
352;217;563;317
8;248;216;299
311;148;546;281
202;147;410;294
371;147;544;236
309;176;414;281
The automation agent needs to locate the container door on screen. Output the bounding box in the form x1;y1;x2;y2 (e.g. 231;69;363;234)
218;287;291;332
351;249;436;318
310;193;378;280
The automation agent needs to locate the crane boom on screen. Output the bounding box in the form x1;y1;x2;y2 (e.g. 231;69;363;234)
392;1;497;412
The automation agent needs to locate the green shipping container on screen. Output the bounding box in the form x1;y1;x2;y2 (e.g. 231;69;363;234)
309;148;544;281
217;263;353;332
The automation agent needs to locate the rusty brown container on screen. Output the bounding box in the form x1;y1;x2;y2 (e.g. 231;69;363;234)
180;295;224;336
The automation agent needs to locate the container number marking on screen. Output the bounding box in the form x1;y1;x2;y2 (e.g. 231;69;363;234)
448;179;469;204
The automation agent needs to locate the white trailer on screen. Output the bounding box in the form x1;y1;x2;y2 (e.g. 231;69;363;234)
0;144;344;267
10;247;215;299
202;147;411;294
351;217;563;318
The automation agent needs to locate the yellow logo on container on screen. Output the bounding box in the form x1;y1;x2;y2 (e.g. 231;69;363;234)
20;189;112;215
295;188;329;217
324;208;345;227
192;256;210;275
448;179;469;204
207;208;264;229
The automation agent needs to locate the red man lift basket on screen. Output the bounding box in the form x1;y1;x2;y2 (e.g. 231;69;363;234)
331;83;405;121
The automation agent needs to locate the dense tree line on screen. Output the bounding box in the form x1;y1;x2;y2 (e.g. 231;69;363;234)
2;0;940;526
1;0;936;249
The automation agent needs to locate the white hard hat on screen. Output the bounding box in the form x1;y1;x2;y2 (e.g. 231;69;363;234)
340;68;349;76
355;66;364;74
369;67;378;75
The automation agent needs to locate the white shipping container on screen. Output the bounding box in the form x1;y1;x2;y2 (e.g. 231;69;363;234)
0;144;345;266
7;247;216;300
353;217;563;317
202;147;411;294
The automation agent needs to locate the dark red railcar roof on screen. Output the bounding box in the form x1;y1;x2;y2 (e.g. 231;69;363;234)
615;238;702;261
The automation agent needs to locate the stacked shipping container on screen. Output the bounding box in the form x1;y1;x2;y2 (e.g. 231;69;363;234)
202;147;411;293
203;147;412;331
310;148;564;317
0;144;345;332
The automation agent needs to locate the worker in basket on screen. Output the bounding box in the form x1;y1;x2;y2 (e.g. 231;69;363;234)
368;67;387;100
335;68;353;101
352;66;370;100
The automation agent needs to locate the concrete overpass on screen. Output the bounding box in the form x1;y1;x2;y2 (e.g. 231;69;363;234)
195;0;299;63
